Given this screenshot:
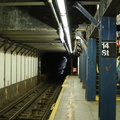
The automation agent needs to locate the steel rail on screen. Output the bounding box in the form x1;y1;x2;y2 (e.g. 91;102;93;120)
8;85;50;120
41;85;61;120
0;83;46;118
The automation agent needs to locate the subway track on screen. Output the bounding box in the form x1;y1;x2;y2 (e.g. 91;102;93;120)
0;82;62;120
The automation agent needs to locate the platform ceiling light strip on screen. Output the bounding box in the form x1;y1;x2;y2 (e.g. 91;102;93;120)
48;0;70;53
56;0;72;53
48;0;65;44
59;25;65;44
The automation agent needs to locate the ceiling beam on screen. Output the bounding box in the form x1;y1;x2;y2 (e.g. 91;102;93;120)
78;1;100;5
2;35;58;38
0;30;57;35
24;41;60;43
86;0;120;39
0;2;46;6
10;38;59;41
101;0;120;16
0;1;100;6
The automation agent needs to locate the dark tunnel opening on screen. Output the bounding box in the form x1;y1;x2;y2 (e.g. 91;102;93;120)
41;52;71;82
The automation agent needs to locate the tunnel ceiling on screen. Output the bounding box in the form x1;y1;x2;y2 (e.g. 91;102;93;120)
0;0;119;53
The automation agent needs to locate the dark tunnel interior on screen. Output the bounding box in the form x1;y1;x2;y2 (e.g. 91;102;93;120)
41;52;72;82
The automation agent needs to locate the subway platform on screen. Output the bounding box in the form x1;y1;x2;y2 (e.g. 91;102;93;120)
49;75;120;120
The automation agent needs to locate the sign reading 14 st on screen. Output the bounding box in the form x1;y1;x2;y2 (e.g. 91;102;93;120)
101;40;116;58
102;42;109;56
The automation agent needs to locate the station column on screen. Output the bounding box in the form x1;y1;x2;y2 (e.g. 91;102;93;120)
99;17;116;120
86;38;96;101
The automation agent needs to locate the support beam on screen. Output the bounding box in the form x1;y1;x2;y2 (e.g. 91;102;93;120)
0;7;52;30
0;1;100;6
11;43;21;54
17;47;24;54
28;51;33;56
75;32;88;51
21;47;28;55
4;42;14;53
23;41;60;43
73;2;100;28
99;17;116;120
25;47;32;56
80;49;87;88
87;0;120;39
0;41;6;49
0;36;40;54
86;38;96;101
78;1;100;5
100;0;120;16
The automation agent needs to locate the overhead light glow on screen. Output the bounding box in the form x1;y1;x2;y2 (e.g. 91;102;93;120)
97;4;99;10
64;27;70;35
59;25;65;43
56;0;72;53
56;0;66;15
61;15;68;28
75;35;81;39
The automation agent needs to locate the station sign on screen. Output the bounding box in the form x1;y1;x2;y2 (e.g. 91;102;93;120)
101;40;116;57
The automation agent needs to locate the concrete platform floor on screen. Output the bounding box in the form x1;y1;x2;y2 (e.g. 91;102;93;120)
49;75;120;120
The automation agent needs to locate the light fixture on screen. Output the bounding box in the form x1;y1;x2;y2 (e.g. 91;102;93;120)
48;0;65;44
64;27;70;35
56;0;72;53
59;25;65;44
56;0;66;15
97;4;99;10
61;15;68;28
66;34;72;51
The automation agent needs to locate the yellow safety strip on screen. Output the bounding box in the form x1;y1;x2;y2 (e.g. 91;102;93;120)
96;64;99;74
49;76;69;120
50;103;55;111
96;96;120;101
116;97;120;101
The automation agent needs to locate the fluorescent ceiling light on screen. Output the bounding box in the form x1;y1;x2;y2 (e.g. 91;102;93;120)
64;27;70;35
66;34;72;52
61;15;68;28
56;0;72;53
56;0;66;15
59;25;65;43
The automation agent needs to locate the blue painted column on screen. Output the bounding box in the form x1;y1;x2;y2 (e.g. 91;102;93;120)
84;50;88;88
78;56;81;79
86;38;96;101
82;50;86;88
80;52;83;82
99;17;116;120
